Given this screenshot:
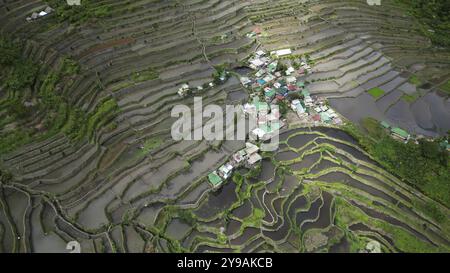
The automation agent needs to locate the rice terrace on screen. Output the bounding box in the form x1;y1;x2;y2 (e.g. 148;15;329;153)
0;0;449;254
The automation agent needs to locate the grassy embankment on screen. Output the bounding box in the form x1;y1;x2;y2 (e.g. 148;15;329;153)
0;37;119;155
343;118;450;213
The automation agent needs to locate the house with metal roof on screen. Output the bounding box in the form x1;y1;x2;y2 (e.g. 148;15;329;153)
208;171;223;187
380;121;390;129
391;127;410;141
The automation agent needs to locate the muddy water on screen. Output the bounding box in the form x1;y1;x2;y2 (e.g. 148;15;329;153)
349;222;396;249
230;227;260;245
424;91;450;134
224;219;242;236
279;128;310;142
233;66;253;76
289;152;321;171
182;230;216;249
160;150;225;199
274;150;299;161
266;170;282;192
330;88;449;136
301;192;333;231
313;127;358;145
262;220;290;242
280;175;300;196
77;189;116;229
329;236;350;253
316;138;371;162
287;134;319;149
287;195;308;222
329;93;385;123
242;237;265;253
258;159;275;182
263;192;278;222
310;158;340;174
196;244;234;253
178;182;210;205
165;218;192;241
296;197;322;227
351;202;435;246
411;98;436;132
317;171;397;204
125;225;146;253
232;199;253;219
194;182;238;219
30;203;67;253
136;202;164;226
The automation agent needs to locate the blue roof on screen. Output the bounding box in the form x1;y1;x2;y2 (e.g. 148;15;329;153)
257;79;266;85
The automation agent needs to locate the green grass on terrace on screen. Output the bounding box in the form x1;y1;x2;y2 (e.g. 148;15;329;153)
401;93;420;103
408;75;421;86
439;80;450;96
367;87;385;99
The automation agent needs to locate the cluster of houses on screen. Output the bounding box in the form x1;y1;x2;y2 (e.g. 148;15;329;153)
241;48;343;126
380;121;411;142
379;121;450;152
26;6;53;22
177;71;229;97
177;82;212;97
291;95;343;125
246;26;263;38
207;142;262;188
243;96;285;141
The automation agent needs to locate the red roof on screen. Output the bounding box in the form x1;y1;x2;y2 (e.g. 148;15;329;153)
275;95;284;100
287;84;297;91
312;114;321;121
253;26;262;34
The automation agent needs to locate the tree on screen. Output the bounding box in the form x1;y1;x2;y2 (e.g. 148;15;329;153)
0;37;20;66
278;100;289;116
0;169;13;183
419;140;440;159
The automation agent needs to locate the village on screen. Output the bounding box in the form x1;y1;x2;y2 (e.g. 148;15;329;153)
205;40;349;188
203;37;449;188
1;0;449;255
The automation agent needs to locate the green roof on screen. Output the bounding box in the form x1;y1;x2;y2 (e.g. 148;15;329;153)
301;89;310;96
296;81;305;87
320;112;331;122
439;141;450;150
265;89;276;98
253;97;269;111
208;172;223;186
391;127;409;138
380;121;390;128
268;63;277;70
260;122;281;134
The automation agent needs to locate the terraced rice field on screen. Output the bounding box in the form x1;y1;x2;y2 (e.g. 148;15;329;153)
0;0;449;252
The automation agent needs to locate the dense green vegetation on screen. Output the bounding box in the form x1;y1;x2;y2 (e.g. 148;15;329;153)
131;68;159;83
45;0;113;25
367;87;385;99
397;0;450;47
0;35;118;155
334;197;446;252
139;137;163;156
0;37;39;154
344;118;450;208
408;75;421;86
401;93;420;103
0;37;38;95
439;80;450;96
